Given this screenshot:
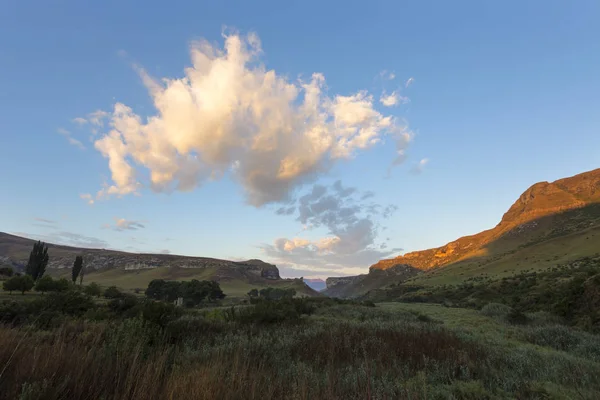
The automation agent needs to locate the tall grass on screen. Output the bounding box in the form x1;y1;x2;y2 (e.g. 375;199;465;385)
2;312;600;399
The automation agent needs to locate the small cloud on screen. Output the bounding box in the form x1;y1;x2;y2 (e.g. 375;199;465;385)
405;77;415;88
67;137;86;150
58;128;86;150
33;217;56;224
380;91;410;107
105;218;146;232
379;70;396;80
72;117;88;125
80;193;94;205
410;158;429;175
88;110;109;126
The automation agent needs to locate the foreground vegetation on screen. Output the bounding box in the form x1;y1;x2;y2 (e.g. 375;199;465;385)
366;256;600;333
2;284;600;399
1;242;599;398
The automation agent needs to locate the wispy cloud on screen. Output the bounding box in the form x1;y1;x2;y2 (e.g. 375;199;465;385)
13;231;109;249
379;70;396;81
33;217;57;225
410;158;429;175
57;128;86;150
80;193;94;205
261;181;401;277
81;31;413;206
405;77;415;88
104;218;146;232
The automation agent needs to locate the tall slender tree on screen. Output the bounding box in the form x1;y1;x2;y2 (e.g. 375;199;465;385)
72;255;83;284
25;241;49;281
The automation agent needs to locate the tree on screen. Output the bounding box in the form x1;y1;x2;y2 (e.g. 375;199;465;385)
0;267;13;278
84;282;102;297
72;256;83;284
3;275;34;295
25;241;49;281
35;275;55;294
247;288;259;298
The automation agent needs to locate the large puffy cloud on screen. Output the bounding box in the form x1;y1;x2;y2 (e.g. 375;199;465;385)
261;181;402;278
84;32;411;206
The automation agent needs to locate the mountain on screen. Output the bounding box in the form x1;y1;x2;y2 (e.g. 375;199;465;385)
324;168;600;297
0;232;319;298
303;278;327;291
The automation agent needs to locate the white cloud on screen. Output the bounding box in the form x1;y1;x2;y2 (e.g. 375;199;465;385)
79;193;95;205
72;117;88;125
410;158;429;174
104;218;146;231
380;91;410;107
85;32;412;206
72;110;110;127
405;77;415;88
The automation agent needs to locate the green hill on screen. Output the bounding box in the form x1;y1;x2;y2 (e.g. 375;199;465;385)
324;168;600;297
0;232;319;298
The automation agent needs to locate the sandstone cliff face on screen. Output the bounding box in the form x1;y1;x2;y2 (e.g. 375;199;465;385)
0;233;281;280
372;169;600;272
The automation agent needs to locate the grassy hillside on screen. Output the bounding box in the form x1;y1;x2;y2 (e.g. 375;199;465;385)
0;232;319;298
327;169;600;297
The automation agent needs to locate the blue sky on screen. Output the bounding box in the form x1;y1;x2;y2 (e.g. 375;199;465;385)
1;0;599;279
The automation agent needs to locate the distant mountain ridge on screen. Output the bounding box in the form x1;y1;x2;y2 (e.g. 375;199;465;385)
324;168;600;297
0;232;320;297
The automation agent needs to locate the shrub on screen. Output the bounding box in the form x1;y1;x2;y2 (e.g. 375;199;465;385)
480;302;513;319
108;294;139;314
33;290;95;316
84;282;102;297
0;301;29;326
104;286;123;299
137;300;181;327
0;266;14;278
239;300;300;324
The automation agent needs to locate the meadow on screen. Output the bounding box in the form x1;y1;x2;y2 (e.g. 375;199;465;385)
2;283;600;400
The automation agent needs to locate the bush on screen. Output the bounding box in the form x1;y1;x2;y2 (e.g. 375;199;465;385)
108;294;139;314
137;300;181;327
104;286;123;299
33;290;95;316
480;302;513;319
0;300;29;326
84;282;102;297
239;300;300;324
505;308;530;325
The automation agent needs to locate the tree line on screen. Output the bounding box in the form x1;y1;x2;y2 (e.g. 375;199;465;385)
2;241;86;295
145;279;226;307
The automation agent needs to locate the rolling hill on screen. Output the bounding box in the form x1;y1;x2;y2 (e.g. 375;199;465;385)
324;168;600;297
0;232;319;298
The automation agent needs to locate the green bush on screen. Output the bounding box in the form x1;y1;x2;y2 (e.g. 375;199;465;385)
137;300;181;327
84;282;102;297
34;290;95;316
108;294;139;314
103;286;123;299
